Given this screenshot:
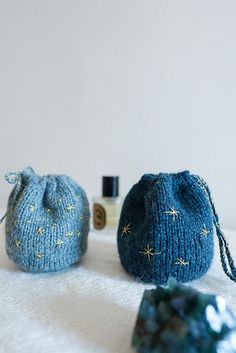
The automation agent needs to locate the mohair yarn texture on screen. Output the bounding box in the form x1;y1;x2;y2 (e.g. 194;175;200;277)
4;167;90;273
117;171;236;285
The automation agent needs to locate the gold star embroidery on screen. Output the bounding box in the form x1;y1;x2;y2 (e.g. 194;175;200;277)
201;225;210;237
65;204;75;211
26;220;32;224
47;208;52;213
15;240;21;248
36;227;45;235
35;253;44;259
139;244;161;261
175;258;189;266
163;207;180;221
56;239;63;247
13;219;18;227
66;231;73;238
52;223;57;229
29;205;36;212
121;224;132;237
80;215;84;220
77;231;81;237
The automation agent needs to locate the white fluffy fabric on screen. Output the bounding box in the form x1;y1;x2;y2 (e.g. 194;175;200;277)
0;226;236;353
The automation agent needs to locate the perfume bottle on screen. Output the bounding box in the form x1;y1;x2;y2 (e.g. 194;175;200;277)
93;176;122;232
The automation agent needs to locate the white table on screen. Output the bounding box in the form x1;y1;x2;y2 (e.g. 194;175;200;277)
0;226;236;353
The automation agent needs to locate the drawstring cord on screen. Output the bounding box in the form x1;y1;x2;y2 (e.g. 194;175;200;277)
0;167;34;225
0;214;6;224
0;207;13;224
194;175;236;282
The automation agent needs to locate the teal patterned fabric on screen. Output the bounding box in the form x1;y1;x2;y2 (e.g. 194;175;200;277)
4;167;90;273
132;280;236;353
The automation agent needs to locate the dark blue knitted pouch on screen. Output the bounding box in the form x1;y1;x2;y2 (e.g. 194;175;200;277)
117;171;236;284
1;167;90;273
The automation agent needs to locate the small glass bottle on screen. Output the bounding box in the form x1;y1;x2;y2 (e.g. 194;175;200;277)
93;176;122;232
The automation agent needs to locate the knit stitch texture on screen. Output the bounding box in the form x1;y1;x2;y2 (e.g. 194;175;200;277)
4;167;90;273
117;171;214;284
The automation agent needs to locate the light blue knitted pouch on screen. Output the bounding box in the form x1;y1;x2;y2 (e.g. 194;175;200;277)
2;167;90;273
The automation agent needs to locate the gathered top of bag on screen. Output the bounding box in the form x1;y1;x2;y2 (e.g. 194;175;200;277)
2;167;90;273
117;171;236;285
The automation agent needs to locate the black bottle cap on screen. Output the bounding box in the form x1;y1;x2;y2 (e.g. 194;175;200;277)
102;176;119;197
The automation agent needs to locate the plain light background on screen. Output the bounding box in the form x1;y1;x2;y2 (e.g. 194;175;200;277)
0;0;235;228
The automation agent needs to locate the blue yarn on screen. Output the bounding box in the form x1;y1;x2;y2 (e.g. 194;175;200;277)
3;167;90;273
117;171;236;284
195;175;236;282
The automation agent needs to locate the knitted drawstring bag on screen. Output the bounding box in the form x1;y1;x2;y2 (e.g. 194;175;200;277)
117;171;236;284
1;167;90;273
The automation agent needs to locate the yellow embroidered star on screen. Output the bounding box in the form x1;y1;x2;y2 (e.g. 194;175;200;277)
36;227;45;236
29;204;36;212
66;231;73;238
56;239;63;247
121;224;132;237
139;244;161;261
201;225;210;237
77;231;81;237
175;258;189;266
163;207;180;221
65;204;75;211
15;240;21;248
35;253;44;259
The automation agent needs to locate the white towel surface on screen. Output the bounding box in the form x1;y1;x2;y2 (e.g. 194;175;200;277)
0;226;236;353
